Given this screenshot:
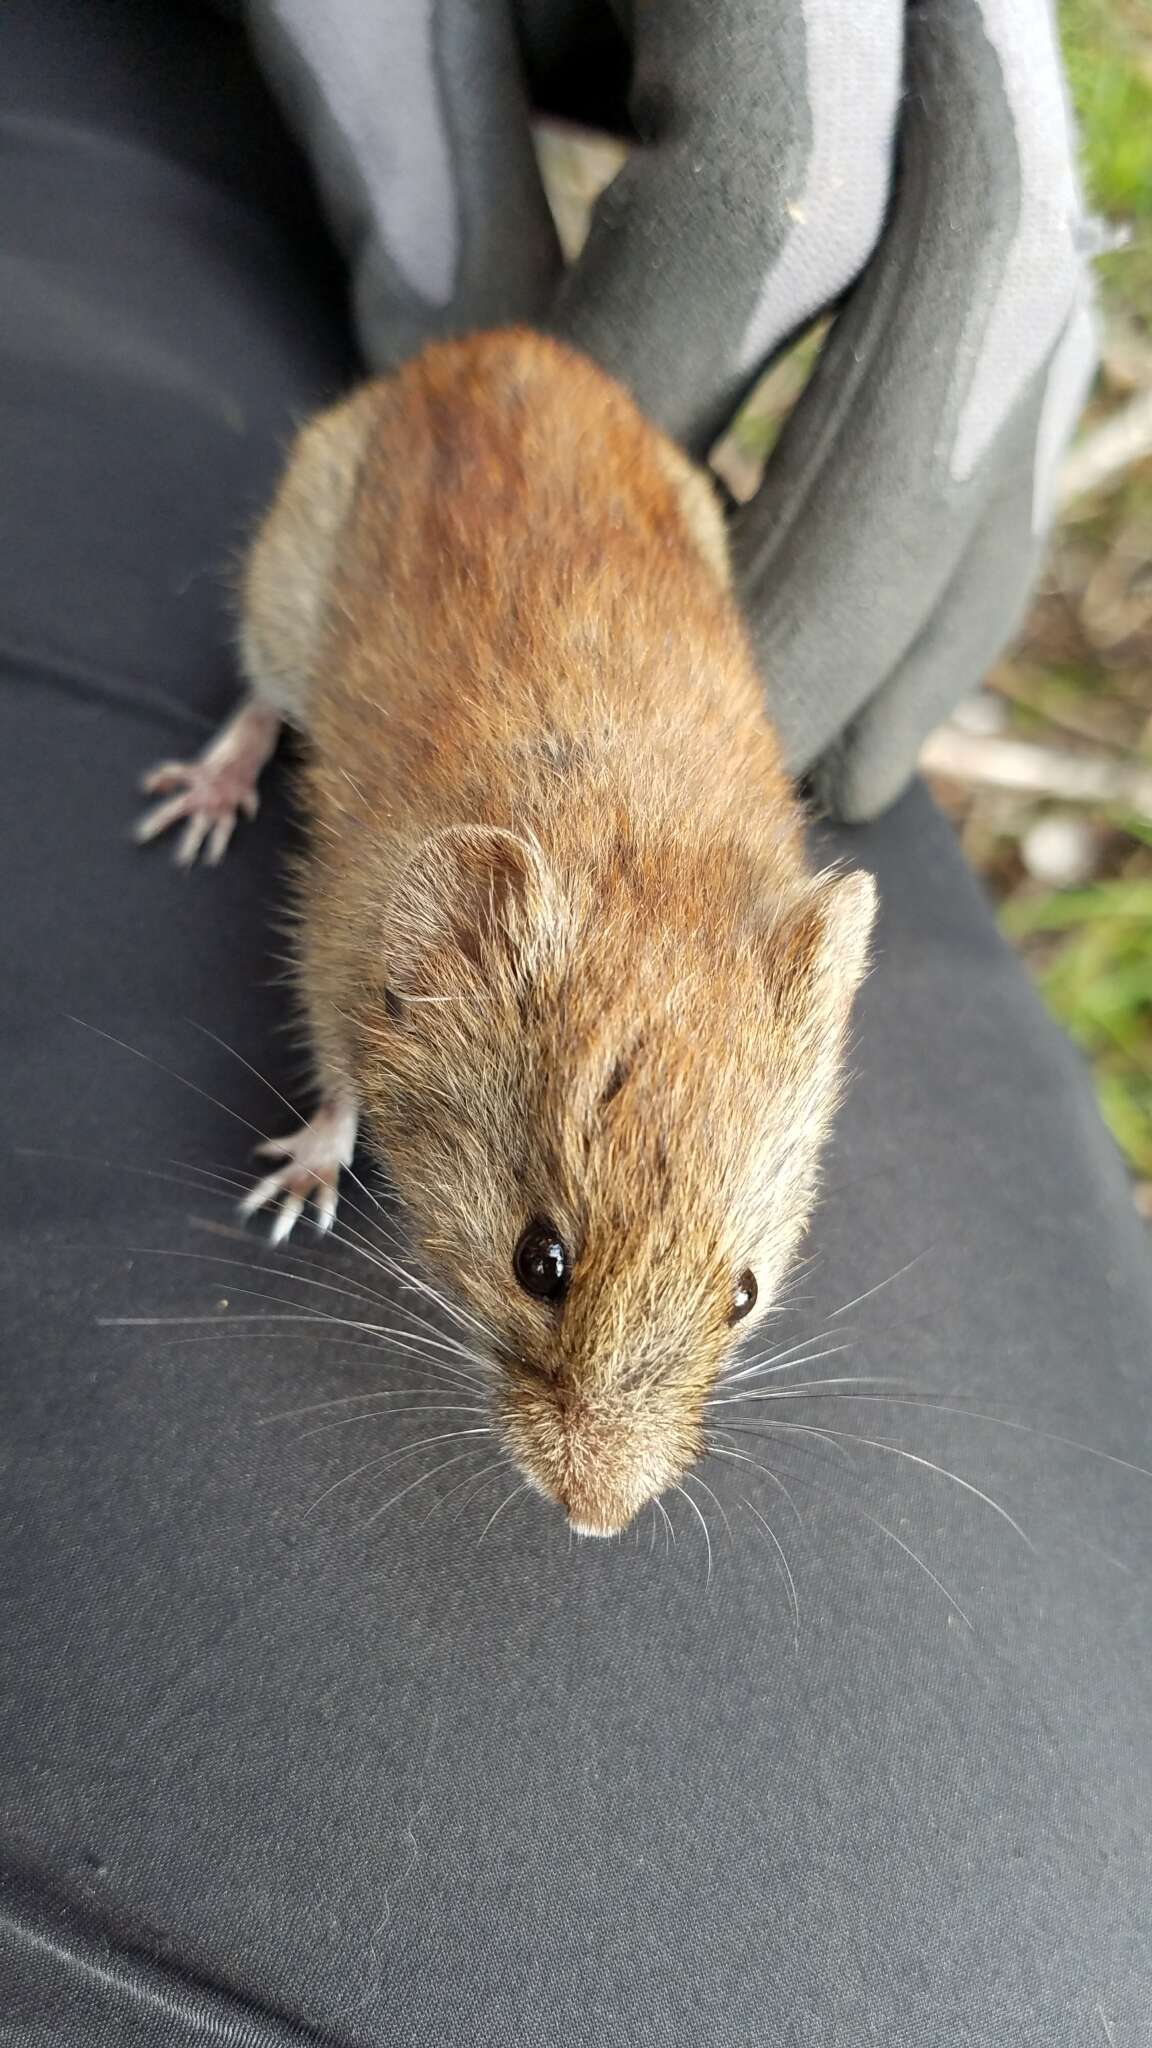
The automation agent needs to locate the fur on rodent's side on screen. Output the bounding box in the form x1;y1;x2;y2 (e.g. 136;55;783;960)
237;328;877;1534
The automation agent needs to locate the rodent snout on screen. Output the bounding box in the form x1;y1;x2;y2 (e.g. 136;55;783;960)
502;1383;695;1538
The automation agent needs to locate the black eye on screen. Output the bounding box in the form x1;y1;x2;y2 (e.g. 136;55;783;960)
514;1219;570;1302
729;1270;757;1325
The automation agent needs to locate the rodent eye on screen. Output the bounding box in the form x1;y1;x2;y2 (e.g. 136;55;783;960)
728;1270;758;1325
513;1219;570;1302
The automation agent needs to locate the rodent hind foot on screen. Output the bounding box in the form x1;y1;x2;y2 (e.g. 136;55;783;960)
239;1096;358;1245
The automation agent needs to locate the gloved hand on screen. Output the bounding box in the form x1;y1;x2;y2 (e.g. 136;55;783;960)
239;0;1098;821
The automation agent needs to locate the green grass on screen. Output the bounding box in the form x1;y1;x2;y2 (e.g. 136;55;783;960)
1003;878;1152;1173
1060;0;1152;306
986;5;1152;1194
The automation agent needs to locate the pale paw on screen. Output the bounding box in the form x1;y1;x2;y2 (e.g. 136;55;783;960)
239;1099;358;1244
134;758;260;867
133;699;280;866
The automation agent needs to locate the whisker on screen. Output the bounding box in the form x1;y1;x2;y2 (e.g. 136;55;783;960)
673;1481;713;1584
185;1019;308;1127
97;1264;490;1385
827;1247;935;1320
261;1377;488;1426
725;1421;1033;1548
104;1315;487;1388
66;1015;499;1354
754;1391;1152;1486
831;1497;973;1631
654;1496;676;1555
750;1452;975;1632
477;1482;529;1544
66;1016;274;1145
737;1496;799;1646
104;1311;381;1330
707;1442;803;1527
722;1337;849;1385
361;1446;494;1529
15;1145;255;1207
297;1402;489;1442
89;1242;408;1320
722;1420;856;1468
424;1457;511;1528
299;1336;488;1386
303;1427;492;1519
684;1469;732;1542
708;1373;925;1408
186;1215;413;1317
313;1197;501;1350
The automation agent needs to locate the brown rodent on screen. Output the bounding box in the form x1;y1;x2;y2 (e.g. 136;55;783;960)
136;328;876;1537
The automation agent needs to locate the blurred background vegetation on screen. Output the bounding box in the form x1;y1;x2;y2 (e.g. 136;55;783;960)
944;0;1152;1217
537;0;1152;1218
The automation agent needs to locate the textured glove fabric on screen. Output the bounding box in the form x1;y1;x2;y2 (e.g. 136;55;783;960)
238;0;1096;817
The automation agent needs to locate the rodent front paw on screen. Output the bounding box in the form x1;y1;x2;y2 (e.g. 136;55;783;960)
239;1099;358;1244
134;758;260;867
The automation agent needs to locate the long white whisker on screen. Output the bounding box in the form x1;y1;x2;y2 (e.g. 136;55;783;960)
759;1453;975;1631
88;1243;406;1318
827;1247;935;1320
478;1482;528;1543
192;1208;487;1356
426;1457;511;1527
66;1016;498;1353
185;1018;308;1127
708;1373;923;1407
738;1496;799;1646
66;1016;273;1144
317;1201;501;1349
684;1469;732;1542
362;1446;493;1528
261;1376;488;1426
16;1145;255;1207
303;1427;492;1519
729;1421;1033;1548
297;1403;489;1441
102;1315;487;1392
674;1482;713;1584
314;1344;487;1387
708;1444;803;1527
722;1338;849;1384
761;1391;1152;1484
654;1496;676;1554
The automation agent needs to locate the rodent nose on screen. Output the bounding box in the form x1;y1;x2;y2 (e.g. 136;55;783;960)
559;1479;641;1539
566;1512;618;1540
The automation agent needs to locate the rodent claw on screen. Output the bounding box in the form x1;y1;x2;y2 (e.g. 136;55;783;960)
238;1104;357;1245
205;815;235;865
139;762;187;795
269;1195;304;1246
176;814;212;867
239;1170;290;1219
133;793;192;844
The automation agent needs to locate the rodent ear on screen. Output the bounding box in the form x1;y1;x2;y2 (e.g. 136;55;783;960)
763;868;878;1020
386;826;552;987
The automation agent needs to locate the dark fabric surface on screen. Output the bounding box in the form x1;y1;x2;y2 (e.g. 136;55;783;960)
1;5;1151;2043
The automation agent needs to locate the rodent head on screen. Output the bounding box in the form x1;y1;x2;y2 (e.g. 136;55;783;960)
351;824;876;1536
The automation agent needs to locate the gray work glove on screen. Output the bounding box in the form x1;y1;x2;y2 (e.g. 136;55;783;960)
240;0;1099;821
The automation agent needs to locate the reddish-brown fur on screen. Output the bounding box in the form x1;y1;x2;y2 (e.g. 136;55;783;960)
143;328;877;1535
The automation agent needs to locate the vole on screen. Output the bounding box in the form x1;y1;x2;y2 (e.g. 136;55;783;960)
136;329;876;1537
